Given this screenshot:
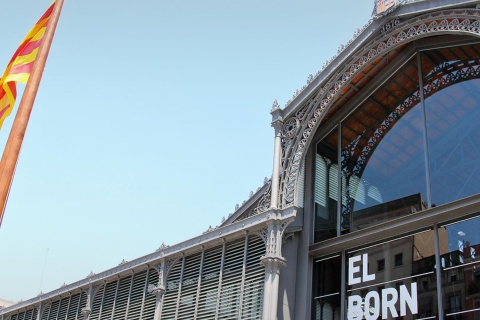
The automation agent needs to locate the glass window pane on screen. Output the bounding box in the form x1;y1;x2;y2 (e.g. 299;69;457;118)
314;127;339;242
441;216;480;319
312;255;342;320
341;55;427;233
346;231;437;320
422;44;480;207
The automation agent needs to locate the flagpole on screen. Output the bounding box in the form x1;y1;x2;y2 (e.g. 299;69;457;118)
0;0;64;227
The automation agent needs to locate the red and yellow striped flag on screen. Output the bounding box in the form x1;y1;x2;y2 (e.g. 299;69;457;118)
0;2;55;129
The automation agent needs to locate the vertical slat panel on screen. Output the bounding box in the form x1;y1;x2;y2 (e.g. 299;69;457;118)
218;239;245;319
31;307;38;320
124;273;135;319
48;300;60;320
241;236;265;319
214;243;226;320
160;259;182;319
126;271;147;320
142;268;158;320
238;236;249;317
89;284;105;320
24;309;33;320
176;253;202;319
100;281;118;320
57;297;69;320
196;246;223;320
193;250;205;319
76;291;87;320
112;275;130;320
66;294;80;320
110;280;120;320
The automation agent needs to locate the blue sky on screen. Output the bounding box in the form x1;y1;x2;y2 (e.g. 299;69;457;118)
0;0;373;301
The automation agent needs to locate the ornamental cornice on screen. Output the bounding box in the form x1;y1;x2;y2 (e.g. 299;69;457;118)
278;8;480;210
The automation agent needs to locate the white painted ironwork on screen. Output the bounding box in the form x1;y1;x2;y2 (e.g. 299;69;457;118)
278;7;480;211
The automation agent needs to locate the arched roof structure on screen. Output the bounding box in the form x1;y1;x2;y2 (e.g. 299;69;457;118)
269;2;480;211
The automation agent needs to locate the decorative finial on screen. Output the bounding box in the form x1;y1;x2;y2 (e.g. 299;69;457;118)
156;242;169;251
271;99;280;112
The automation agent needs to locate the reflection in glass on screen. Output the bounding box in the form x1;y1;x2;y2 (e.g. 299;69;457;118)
442;216;480;320
314;128;339;242
347;231;437;319
312;256;341;320
422;45;480;206
312;43;480;240
341;55;427;233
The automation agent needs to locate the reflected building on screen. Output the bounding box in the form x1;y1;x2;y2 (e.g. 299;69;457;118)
3;0;480;319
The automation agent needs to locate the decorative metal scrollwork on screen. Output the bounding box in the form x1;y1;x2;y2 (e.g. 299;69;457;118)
278;8;480;209
282;117;299;140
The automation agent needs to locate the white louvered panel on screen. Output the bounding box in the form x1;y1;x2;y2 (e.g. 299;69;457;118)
141;268;158;320
13;312;23;320
31;308;38;320
57;297;69;320
176;253;201;319
100;281;118;320
41;303;51;320
10;314;17;320
196;245;223;320
77;292;88;320
218;239;245;319
241;236;264;319
174;258;186;319
112;276;131;320
66;293;80;320
237;237;248;317
126;270;147;320
124;274;135;319
112;280;120;320
48;300;60;320
214;244;226;319
24;309;33;320
193;250;205;319
89;284;105;320
160;259;182;319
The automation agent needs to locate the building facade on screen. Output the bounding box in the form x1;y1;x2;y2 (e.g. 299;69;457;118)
2;0;480;319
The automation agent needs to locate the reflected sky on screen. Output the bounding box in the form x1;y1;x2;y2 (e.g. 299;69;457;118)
446;218;480;252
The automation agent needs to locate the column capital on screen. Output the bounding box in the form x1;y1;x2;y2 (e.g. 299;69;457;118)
148;284;166;298
260;256;286;274
80;307;91;320
270;101;284;132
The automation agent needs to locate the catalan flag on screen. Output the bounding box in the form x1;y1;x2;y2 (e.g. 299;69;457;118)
0;2;55;129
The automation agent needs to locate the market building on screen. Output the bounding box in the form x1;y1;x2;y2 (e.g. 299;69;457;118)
2;0;480;319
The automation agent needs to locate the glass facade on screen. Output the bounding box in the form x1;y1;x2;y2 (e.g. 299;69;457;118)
314;42;480;241
312;256;342;320
340;54;427;234
441;216;480;320
312;41;480;320
345;232;437;320
312;216;480;320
